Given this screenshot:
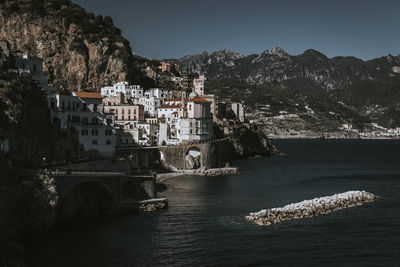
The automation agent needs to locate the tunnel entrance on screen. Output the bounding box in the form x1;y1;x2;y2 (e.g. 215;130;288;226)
56;182;114;221
185;147;201;169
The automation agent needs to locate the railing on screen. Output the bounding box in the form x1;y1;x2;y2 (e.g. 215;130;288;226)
48;171;125;176
181;137;230;146
41;168;155;177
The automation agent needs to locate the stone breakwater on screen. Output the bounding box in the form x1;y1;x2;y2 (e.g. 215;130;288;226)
245;191;379;226
139;198;168;212
199;167;240;176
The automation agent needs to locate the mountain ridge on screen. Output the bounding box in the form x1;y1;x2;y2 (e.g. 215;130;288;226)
167;46;400;129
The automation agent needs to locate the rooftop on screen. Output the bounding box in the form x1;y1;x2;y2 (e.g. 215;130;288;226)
159;104;182;109
73;91;103;99
187;97;210;103
165;97;188;102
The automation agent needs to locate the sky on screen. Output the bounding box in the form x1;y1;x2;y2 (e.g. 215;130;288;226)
73;0;400;60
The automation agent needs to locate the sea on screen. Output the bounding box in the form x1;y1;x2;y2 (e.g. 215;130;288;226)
25;139;400;266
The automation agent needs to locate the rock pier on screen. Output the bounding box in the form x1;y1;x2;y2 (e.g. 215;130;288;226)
246;191;379;226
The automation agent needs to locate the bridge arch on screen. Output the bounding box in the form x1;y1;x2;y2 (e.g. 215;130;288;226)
56;181;115;221
185;146;202;169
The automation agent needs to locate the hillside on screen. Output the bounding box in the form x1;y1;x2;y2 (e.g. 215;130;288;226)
0;0;155;92
168;47;400;131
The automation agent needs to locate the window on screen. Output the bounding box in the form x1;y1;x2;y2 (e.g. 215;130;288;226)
105;129;112;136
92;139;98;145
82;117;88;125
92;118;98;125
92;129;98;136
106;140;112;145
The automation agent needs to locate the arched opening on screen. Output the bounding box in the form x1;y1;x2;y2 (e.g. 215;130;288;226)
185;147;201;169
56;182;114;221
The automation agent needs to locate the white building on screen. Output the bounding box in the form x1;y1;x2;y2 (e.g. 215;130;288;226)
157;91;214;145
231;102;245;122
193;75;206;95
48;92;116;157
15;55;54;94
101;82;144;99
138;96;161;117
179;92;213;142
129;85;144;98
144;88;173;100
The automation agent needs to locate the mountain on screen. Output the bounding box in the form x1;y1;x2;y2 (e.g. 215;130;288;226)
0;0;153;92
168;47;400;130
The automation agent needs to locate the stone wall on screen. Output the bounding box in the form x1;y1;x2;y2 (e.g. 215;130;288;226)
159;139;229;170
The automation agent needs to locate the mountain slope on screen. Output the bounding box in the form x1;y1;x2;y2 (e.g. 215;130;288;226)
168;47;400;129
0;0;144;91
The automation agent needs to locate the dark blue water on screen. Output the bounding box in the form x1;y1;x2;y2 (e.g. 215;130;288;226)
26;140;400;266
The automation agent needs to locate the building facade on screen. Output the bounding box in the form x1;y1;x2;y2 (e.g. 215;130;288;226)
49;92;116;157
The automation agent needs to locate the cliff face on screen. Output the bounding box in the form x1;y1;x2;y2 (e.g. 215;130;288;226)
213;123;278;159
0;0;137;91
228;124;278;158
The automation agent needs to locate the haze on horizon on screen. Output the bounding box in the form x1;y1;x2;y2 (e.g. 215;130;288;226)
73;0;400;60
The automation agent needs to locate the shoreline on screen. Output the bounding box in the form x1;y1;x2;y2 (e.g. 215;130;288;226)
156;167;240;183
269;136;400;140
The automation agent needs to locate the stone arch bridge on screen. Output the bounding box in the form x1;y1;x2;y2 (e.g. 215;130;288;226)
158;138;230;170
50;171;156;203
44;169;157;220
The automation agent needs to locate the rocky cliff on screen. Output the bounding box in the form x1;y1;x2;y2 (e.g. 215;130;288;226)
214;122;279;159
0;0;148;92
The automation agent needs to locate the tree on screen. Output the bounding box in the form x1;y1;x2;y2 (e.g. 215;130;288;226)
104;16;114;25
170;64;180;76
95;15;103;25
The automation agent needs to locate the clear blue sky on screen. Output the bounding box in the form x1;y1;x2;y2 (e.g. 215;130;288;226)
73;0;400;60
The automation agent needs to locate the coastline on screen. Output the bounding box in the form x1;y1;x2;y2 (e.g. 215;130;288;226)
268;135;400;140
156;167;240;183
